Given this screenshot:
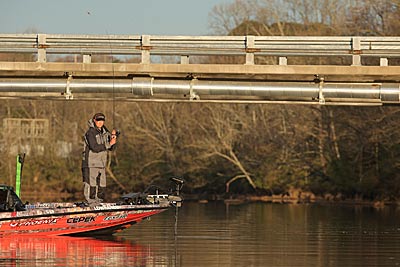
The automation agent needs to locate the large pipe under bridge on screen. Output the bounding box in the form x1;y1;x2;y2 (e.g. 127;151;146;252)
0;77;399;105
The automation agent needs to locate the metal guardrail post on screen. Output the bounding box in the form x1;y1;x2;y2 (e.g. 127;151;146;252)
351;37;361;66
141;35;151;64
83;54;92;63
245;36;255;65
181;55;189;64
37;34;47;63
279;57;287;65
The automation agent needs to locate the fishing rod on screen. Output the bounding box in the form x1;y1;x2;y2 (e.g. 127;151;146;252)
106;29;117;129
86;10;117;129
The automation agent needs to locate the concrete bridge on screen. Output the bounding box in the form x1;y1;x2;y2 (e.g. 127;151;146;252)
0;33;400;105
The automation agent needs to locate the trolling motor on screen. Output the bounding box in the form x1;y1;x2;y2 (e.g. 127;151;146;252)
169;177;184;238
168;177;184;207
119;177;184;207
144;177;184;206
170;177;184;196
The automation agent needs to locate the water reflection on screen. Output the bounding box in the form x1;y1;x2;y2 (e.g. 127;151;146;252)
0;236;153;267
125;202;400;267
1;202;400;267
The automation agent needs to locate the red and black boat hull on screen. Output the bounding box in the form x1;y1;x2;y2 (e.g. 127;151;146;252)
0;203;168;236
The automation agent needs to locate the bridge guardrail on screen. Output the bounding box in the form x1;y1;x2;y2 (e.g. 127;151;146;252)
0;34;400;65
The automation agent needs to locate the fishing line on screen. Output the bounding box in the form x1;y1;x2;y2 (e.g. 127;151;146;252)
86;10;117;128
105;29;116;129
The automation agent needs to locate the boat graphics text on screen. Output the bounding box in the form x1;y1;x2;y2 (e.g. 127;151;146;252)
104;214;128;221
67;216;96;224
10;218;58;227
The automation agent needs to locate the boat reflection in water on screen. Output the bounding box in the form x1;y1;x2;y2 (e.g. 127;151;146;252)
0;236;154;267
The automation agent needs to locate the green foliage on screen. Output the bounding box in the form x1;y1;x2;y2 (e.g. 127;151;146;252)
326;159;358;196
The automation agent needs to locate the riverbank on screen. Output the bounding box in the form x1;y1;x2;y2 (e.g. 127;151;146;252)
21;188;400;208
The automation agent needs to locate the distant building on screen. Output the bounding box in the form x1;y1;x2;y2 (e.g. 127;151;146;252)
3;118;48;156
2;118;76;158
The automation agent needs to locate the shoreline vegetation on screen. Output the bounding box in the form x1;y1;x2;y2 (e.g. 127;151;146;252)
192;195;397;208
21;191;397;208
4;101;400;207
187;191;399;208
188;186;400;209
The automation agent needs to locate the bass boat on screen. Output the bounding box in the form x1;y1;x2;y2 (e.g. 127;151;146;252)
0;178;183;236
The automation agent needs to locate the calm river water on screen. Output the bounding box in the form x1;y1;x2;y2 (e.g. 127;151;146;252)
1;201;399;267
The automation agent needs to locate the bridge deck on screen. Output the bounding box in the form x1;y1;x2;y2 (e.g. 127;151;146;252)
0;34;399;105
1;62;400;82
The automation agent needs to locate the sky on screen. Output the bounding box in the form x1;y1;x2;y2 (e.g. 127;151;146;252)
0;0;230;35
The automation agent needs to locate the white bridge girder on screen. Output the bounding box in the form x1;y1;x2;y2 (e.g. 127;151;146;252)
0;77;398;105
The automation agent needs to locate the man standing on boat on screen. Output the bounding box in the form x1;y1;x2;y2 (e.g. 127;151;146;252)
82;112;117;205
